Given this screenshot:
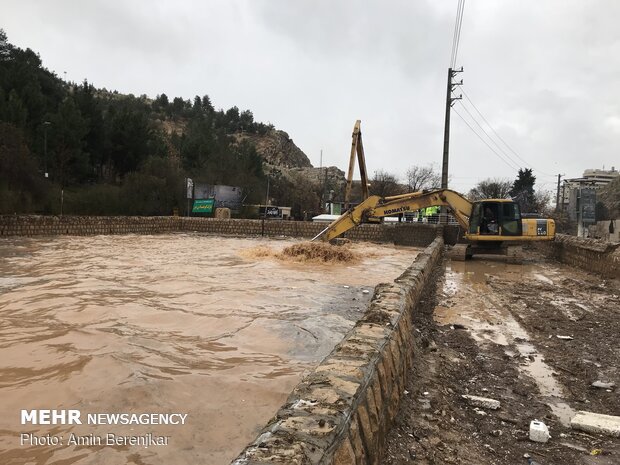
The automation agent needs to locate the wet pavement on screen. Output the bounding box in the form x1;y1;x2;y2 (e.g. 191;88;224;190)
0;234;419;465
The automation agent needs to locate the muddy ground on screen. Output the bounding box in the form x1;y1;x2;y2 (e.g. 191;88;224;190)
385;250;620;465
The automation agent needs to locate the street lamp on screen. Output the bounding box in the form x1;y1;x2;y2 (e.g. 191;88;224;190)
42;121;51;178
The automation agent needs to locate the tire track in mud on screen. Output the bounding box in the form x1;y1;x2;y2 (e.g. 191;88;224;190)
386;255;620;465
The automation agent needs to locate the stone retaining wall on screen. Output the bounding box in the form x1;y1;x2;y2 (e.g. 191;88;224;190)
231;237;445;465
0;215;180;236
541;233;620;279
0;215;442;247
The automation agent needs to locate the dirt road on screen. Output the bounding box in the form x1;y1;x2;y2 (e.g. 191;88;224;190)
386;251;620;464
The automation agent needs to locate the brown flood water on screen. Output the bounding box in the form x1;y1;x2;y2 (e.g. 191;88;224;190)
0;234;418;465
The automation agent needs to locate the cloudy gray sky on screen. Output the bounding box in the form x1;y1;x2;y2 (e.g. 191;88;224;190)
4;0;619;195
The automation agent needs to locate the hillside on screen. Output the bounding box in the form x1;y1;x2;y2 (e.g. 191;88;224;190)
0;29;346;218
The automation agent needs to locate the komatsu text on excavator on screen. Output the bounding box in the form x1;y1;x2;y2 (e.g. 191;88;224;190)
312;188;556;262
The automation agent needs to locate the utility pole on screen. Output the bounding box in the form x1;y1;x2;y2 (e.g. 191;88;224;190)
261;177;270;237
43;121;51;178
561;181;566;213
555;173;564;213
440;67;463;223
319;149;325;212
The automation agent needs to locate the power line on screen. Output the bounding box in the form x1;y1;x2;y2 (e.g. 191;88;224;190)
452;105;521;172
459;96;555;178
450;0;466;68
449;1;458;66
455;97;523;170
459;87;556;177
453;0;465;68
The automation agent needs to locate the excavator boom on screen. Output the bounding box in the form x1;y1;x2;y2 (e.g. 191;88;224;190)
313;189;472;242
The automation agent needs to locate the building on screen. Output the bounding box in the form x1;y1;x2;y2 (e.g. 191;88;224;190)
582;168;620;187
560;167;618;211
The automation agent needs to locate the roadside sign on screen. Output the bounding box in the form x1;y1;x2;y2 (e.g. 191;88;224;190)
265;206;282;218
581;188;596;224
186;178;194;199
192;199;215;214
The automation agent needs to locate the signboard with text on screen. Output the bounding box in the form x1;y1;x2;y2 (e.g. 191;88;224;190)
581;188;596;224
265;206;282;218
192;199;215;214
194;183;243;211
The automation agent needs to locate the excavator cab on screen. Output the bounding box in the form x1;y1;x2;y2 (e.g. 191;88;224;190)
469;200;523;237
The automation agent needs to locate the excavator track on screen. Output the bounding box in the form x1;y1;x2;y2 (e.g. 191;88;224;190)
448;243;471;261
505;245;524;264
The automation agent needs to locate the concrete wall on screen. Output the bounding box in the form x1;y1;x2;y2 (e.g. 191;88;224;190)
542;233;620;279
231;237;445;465
0;215;443;247
0;215;180;236
588;219;620;243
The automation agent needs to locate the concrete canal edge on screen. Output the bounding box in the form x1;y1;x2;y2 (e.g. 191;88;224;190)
0;215;449;247
538;233;620;279
231;237;444;465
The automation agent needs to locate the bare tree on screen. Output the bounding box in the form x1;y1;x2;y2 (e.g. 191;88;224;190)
405;164;441;192
468;178;513;201
370;170;404;197
533;189;552;214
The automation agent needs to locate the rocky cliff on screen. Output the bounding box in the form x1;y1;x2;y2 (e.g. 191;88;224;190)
236;130;348;200
236;130;312;169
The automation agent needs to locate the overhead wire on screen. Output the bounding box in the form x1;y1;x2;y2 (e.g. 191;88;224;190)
449;1;458;67
451;105;521;172
450;0;465;68
453;0;465;68
447;1;554;180
459;87;556;177
454;96;522;170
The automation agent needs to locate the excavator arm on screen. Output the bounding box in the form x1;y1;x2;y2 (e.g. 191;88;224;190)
313;189;473;242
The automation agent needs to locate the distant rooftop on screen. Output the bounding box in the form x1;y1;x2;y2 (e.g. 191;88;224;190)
565;167;618;186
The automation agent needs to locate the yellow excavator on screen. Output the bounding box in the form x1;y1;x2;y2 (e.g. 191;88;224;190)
312;188;556;262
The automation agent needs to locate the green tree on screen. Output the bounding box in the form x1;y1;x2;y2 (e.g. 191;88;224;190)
48;97;89;186
510;168;537;212
74;80;106;181
179;116;219;171
171;96;189;118
5;89;28;127
224;106;240;133
599;177;620;218
239;110;254;132
0;29;12;60
106;98;155;176
0;122;46;213
596;201;610;221
152;93;169;115
201;94;214;114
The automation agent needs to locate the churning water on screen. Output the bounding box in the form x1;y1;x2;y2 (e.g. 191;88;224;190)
0;234;418;465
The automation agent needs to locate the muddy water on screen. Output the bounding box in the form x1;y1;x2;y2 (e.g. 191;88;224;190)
0;234;419;465
435;258;576;426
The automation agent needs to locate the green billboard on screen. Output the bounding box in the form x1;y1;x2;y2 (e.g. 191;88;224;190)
192;199;215;214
